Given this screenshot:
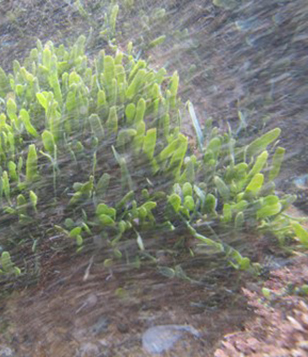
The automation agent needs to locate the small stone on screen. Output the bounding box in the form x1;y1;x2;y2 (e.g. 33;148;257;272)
214;349;229;357
297;341;308;351
117;323;129;333
222;341;238;354
287;316;305;332
77;342;100;357
91;316;110;335
247;337;260;352
291;348;307;357
76;293;98;314
0;346;14;357
299;301;308;313
142;325;200;355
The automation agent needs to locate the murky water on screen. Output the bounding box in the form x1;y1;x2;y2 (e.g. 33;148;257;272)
0;0;307;356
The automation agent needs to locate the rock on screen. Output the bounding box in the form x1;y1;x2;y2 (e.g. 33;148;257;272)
142;324;200;355
117;323;129;333
293;174;308;189
77;342;100;357
75;293;98;314
0;346;14;357
90;316;110;336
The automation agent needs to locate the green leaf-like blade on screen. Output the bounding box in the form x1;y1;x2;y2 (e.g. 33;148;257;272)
126;69;146;100
246;128;281;159
292;223;308;247
143;128;157;160
247;151;268;179
168;193;182;213
214;176;230;201
96;203;116;220
19;109;39;138
187;101;204;151
245;173;264;196
26;144;38;182
42;130;56;156
106;106;118;135
268;147;285;181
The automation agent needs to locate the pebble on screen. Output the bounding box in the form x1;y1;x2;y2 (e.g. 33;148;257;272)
235;16;259;32
142;324;200;355
293;174;308;189
0;346;14;357
75;293;98;314
117;323;129;333
76;342;100;357
90;316;110;336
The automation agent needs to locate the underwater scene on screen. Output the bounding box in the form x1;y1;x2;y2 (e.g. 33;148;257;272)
0;0;308;356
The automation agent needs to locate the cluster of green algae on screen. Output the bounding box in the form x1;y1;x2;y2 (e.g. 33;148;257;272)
0;35;307;278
